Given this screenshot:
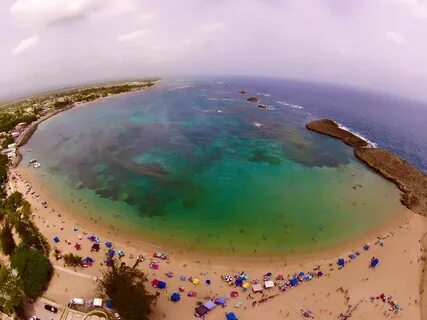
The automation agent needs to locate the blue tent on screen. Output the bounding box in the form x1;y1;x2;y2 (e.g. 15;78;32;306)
349;253;357;260
171;292;180;302
364;244;370;251
85;257;94;263
53;236;60;243
226;312;238;320
108;249;115;257
298;272;305;277
235;279;243;286
158;281;166;289
370;258;380;268
337;258;345;267
106;300;114;308
206;279;211;285
290;278;299;287
105;241;113;248
216;297;226;305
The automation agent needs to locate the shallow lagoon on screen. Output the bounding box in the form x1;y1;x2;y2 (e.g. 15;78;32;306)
22;79;405;255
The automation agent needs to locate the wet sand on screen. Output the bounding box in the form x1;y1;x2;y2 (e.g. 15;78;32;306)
9;166;427;320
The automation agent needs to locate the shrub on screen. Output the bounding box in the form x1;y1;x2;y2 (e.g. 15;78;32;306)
63;253;83;267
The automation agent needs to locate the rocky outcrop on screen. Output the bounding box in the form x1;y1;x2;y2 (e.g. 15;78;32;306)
307;119;427;217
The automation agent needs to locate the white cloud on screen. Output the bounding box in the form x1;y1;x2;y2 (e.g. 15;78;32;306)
10;0;96;25
12;35;39;55
385;31;406;44
202;22;225;33
117;29;151;43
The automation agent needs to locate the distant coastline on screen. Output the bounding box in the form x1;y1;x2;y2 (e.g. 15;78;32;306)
5;79;159;168
306;119;427;217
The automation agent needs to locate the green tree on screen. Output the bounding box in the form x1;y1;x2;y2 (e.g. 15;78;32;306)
0;265;25;315
10;245;53;299
1;136;15;149
98;262;156;320
0;221;16;256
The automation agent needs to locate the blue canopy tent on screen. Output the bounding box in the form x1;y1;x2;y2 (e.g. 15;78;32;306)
349;253;357;260
226;312;238;320
290;278;299;287
370;258;380;268
85;257;94;263
170;292;180;302
106;300;114;308
108;249;115;257
105;241;113;248
337;258;345;267
364;244;370;251
158;281;166;289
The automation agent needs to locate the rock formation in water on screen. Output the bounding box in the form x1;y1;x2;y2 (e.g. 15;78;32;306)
306;119;367;148
306;119;427;217
246;97;259;103
258;104;268;110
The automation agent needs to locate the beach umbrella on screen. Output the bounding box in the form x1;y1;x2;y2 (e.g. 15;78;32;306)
216;297;226;305
53;236;60;243
337;258;345;267
106;300;114;308
205;279;211;285
118;250;124;257
364;244;370;251
85;257;94;263
235;279;243;286
192;278;200;285
180;276;186;281
349;253;357;260
105;241;113;248
108;249;115;257
230;291;239;298
242;281;250;289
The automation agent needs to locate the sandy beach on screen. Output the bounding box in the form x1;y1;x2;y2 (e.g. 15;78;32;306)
7;166;426;320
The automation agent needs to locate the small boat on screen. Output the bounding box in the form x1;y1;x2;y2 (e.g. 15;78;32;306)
33;162;41;168
29;159;37;164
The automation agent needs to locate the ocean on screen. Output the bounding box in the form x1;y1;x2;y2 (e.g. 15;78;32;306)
20;77;427;255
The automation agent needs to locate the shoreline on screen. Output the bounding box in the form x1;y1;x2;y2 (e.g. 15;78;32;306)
15;164;408;263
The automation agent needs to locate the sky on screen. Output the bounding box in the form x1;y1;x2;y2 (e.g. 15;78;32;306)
1;0;427;101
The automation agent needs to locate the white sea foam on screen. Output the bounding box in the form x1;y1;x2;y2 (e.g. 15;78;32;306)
257;92;272;97
168;85;193;91
277;101;303;109
337;123;377;148
253;122;263;128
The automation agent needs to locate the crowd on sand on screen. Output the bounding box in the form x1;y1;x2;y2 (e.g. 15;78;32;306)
8;170;425;320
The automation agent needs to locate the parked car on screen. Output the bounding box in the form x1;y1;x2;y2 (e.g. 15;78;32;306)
44;304;58;313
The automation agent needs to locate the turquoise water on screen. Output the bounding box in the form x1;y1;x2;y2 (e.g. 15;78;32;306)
21;79;404;255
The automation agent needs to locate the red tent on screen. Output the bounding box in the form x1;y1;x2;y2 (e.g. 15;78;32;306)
152;279;160;287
